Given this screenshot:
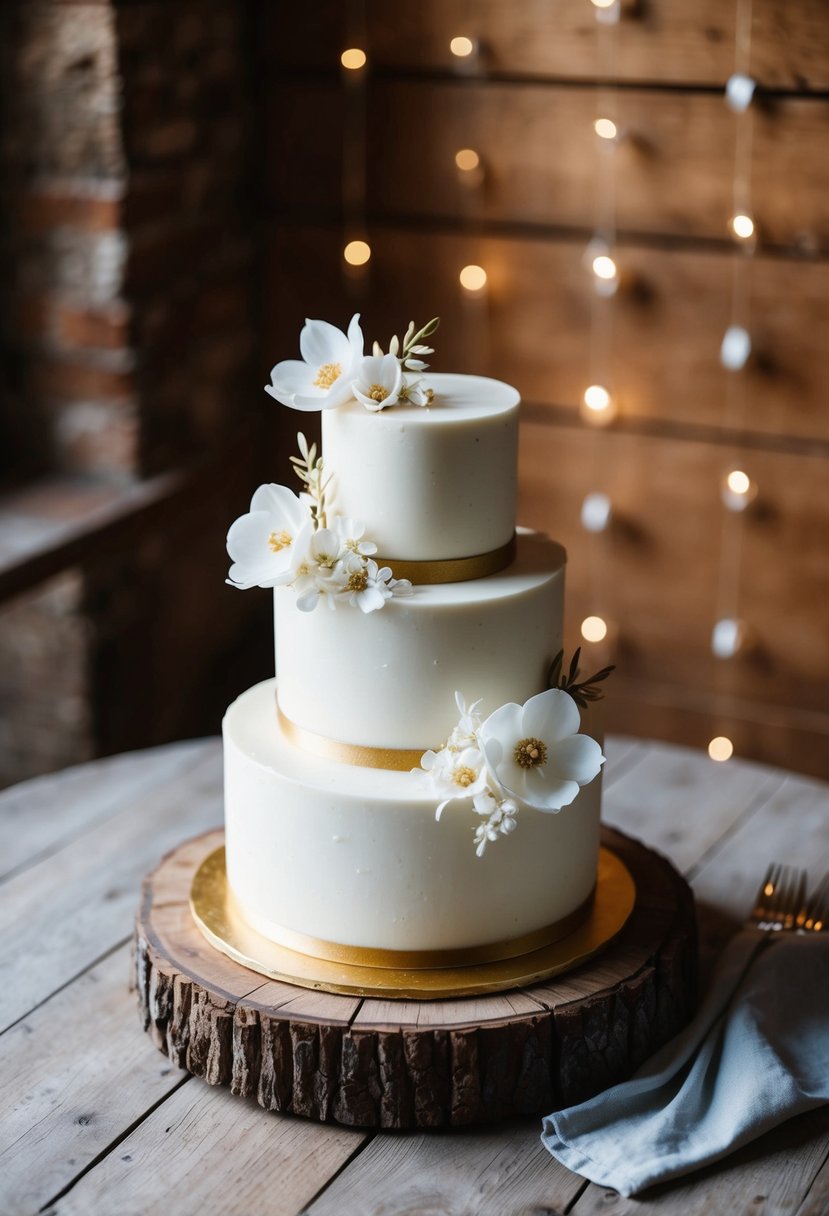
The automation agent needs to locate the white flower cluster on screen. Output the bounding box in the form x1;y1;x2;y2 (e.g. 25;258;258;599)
226;482;411;613
421;689;605;857
265;314;437;414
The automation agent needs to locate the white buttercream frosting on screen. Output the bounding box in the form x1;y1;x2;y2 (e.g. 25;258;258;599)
223;679;602;953
274;530;566;750
321;373;519;561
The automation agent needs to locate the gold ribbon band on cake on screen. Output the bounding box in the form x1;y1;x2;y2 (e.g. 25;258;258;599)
375;533;516;585
228;883;596;970
277;706;424;771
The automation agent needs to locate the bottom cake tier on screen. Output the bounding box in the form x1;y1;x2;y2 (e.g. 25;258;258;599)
223;679;603;960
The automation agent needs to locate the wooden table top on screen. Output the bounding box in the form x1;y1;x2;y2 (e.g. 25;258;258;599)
2;735;828;1216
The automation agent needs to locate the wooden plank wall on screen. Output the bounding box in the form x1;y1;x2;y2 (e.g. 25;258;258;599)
260;0;829;778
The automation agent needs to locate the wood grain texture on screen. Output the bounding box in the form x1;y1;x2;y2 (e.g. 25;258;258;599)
267;226;829;444
305;1121;584;1216
0;746;222;1034
265;0;829;89
47;1082;367;1216
269;80;829;249
0;943;187;1216
0;738;212;882
134;825;697;1129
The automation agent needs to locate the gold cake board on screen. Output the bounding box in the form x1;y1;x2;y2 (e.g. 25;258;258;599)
134;827;698;1129
190;845;635;999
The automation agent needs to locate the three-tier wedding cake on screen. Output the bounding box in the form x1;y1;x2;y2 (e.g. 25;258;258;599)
222;315;607;969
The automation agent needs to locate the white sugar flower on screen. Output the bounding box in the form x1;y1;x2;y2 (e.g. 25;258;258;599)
403;378;434;407
473;790;518;830
332;516;378;557
472;790;519;855
473;820;499;857
226;484;313;589
334;555;397;614
265;314;364;411
479;689;604;812
292;528;343;612
447;691;483;751
352;353;404;413
422;744;488;820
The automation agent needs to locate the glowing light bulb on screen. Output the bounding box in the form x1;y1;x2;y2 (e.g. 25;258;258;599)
730;213;755;240
711;618;745;659
581;492;612;533
727;469;750;495
720;325;752;371
592;254;617;281
450;36;475;57
455;148;480;172
340;48;367;70
581;615;608;643
459;264;487;292
726;73;756;112
343;239;371;267
594;118;618;140
721;469;756;512
582;385;615;424
708;736;734;762
590;0;616;7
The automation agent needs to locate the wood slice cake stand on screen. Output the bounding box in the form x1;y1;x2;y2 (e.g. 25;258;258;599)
134;826;697;1129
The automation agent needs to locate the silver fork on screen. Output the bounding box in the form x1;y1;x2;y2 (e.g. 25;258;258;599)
748;862;808;932
798;872;829;933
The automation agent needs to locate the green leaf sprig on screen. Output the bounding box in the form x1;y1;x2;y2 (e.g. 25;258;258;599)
547;647;615;710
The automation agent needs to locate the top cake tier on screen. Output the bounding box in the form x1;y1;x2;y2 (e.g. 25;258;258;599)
321;373;520;562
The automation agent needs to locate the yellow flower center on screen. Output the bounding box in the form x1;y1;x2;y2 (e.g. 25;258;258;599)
268;530;293;552
314;361;342;389
347;569;368;592
514;737;548;769
453;765;478;788
368;383;387;402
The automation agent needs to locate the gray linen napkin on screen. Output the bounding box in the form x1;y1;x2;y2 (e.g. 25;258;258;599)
541;930;829;1196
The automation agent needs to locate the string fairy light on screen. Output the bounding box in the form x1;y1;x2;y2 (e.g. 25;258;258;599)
450;35;476;58
340;47;366;71
459;263;487;292
709;0;759;758
340;1;369;290
343;239;371;267
578;0;621;659
708;736;734;762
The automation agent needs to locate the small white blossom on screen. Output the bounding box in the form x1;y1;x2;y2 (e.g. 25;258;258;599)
332;555;396;614
352;353;404;412
332;516;378;557
401;376;434;407
474;820;500;858
292;528;343;613
471;791;519;856
422;744;488;820
447;691;483;751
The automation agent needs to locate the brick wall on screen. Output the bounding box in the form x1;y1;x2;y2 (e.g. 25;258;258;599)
0;1;266;787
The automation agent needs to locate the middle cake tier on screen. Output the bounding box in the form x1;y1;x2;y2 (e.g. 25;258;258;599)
274;530;566;752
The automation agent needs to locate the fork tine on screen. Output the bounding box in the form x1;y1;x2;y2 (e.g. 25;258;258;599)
802;874;829;932
751;863;778;923
749;862;809;930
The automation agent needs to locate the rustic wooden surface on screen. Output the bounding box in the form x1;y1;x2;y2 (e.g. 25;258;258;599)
2;734;828;1213
134;825;696;1129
